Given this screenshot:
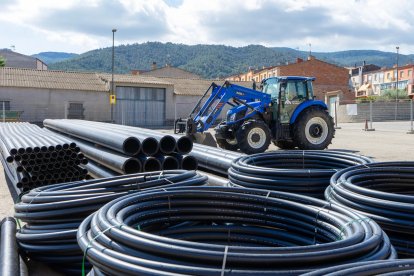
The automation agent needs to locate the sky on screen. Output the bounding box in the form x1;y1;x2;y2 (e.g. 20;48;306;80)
0;0;413;55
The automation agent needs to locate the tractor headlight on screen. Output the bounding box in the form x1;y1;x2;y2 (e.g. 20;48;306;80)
229;113;236;122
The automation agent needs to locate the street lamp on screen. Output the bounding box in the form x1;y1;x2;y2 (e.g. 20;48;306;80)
396;46;399;97
111;28;117;122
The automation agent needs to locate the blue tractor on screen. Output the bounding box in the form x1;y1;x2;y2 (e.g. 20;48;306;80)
175;76;335;154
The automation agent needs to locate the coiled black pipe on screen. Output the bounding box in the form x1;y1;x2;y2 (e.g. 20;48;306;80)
77;186;395;276
303;259;414;276
228;150;372;198
15;171;207;274
325;161;414;258
1;217;19;276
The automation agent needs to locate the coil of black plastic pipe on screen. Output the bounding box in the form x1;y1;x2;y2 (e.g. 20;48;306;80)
77;186;395;276
14;170;207;274
228;150;372;198
303;259;414;276
325;161;414;258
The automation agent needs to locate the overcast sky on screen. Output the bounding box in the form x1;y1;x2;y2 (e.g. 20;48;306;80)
0;0;413;55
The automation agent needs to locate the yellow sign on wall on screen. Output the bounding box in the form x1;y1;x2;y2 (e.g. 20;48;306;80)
110;94;116;104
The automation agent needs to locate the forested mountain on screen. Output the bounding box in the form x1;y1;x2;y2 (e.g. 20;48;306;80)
48;42;414;79
32;52;79;65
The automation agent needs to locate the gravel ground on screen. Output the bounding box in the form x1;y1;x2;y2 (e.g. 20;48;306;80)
0;121;413;274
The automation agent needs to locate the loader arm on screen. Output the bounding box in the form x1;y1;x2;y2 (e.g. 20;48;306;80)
192;81;271;132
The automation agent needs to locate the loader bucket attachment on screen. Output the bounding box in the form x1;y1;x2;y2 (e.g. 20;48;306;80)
191;132;217;147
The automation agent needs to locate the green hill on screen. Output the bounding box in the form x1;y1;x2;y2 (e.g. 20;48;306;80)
32;52;79;65
49;42;414;78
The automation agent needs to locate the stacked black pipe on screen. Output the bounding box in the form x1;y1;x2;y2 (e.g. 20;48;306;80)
15;170;207;274
228;150;373;198
44;119;198;177
1;217;28;276
303;259;414;276
190;143;243;175
0;122;88;192
326;161;414;258
77;186;395;275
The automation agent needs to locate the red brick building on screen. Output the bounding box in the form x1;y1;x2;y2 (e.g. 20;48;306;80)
227;56;354;104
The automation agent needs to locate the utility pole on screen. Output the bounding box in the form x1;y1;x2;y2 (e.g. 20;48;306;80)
111;28;117;123
395;46;399;120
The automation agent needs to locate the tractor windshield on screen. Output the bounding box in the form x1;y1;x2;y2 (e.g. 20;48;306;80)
262;78;280;99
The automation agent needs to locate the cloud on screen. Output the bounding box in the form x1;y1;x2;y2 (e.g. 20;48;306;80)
0;0;414;55
32;0;171;40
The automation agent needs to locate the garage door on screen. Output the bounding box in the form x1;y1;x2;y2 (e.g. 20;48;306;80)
115;86;165;126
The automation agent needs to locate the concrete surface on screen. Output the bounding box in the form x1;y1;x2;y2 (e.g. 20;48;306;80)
0;121;413;274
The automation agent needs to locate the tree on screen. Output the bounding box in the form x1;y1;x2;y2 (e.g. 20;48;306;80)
0;56;5;67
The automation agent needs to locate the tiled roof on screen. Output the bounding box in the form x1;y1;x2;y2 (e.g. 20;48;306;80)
0;67;108;92
158;77;254;96
140;66;203;79
98;73;173;86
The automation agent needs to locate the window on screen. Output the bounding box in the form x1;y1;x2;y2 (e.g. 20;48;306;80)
387;72;391;79
409;70;412;77
374;74;377;81
0;101;10;111
400;71;404;78
67;102;84;119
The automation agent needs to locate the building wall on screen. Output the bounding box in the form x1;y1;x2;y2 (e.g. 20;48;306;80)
278;58;352;101
0;87;109;123
112;81;174;126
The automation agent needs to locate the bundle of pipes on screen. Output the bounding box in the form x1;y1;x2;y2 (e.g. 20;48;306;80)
0;122;88;192
78;186;395;275
15;170;207;274
326;162;414;258
43;119;198;176
0;217;28;276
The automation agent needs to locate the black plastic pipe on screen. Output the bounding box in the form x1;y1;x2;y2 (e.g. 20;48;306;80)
77;186;395;275
156;155;179;170
15;171;207;274
228;150;373;198
137;155;162;172
303;259;414;276
82;160;118;179
326;161;414;258
67;120;192;154
1;217;19;276
43;119;141;155
67;136;141;174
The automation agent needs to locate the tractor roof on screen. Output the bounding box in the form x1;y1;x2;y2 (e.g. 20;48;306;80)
265;76;316;82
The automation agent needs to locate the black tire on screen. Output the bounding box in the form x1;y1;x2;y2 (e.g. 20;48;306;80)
216;138;239;151
293;107;335;150
236;120;271;154
274;140;296;149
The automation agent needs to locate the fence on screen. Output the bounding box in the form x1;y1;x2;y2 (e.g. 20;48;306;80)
332;99;414;134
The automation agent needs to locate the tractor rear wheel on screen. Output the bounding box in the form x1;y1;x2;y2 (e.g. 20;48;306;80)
274;140;296;149
216;138;239;151
293;108;334;150
237;120;271;154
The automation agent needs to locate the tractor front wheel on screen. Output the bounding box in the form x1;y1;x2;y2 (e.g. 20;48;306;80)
293;108;335;150
237;120;271;154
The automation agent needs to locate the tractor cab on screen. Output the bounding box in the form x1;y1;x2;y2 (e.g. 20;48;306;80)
262;76;315;123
